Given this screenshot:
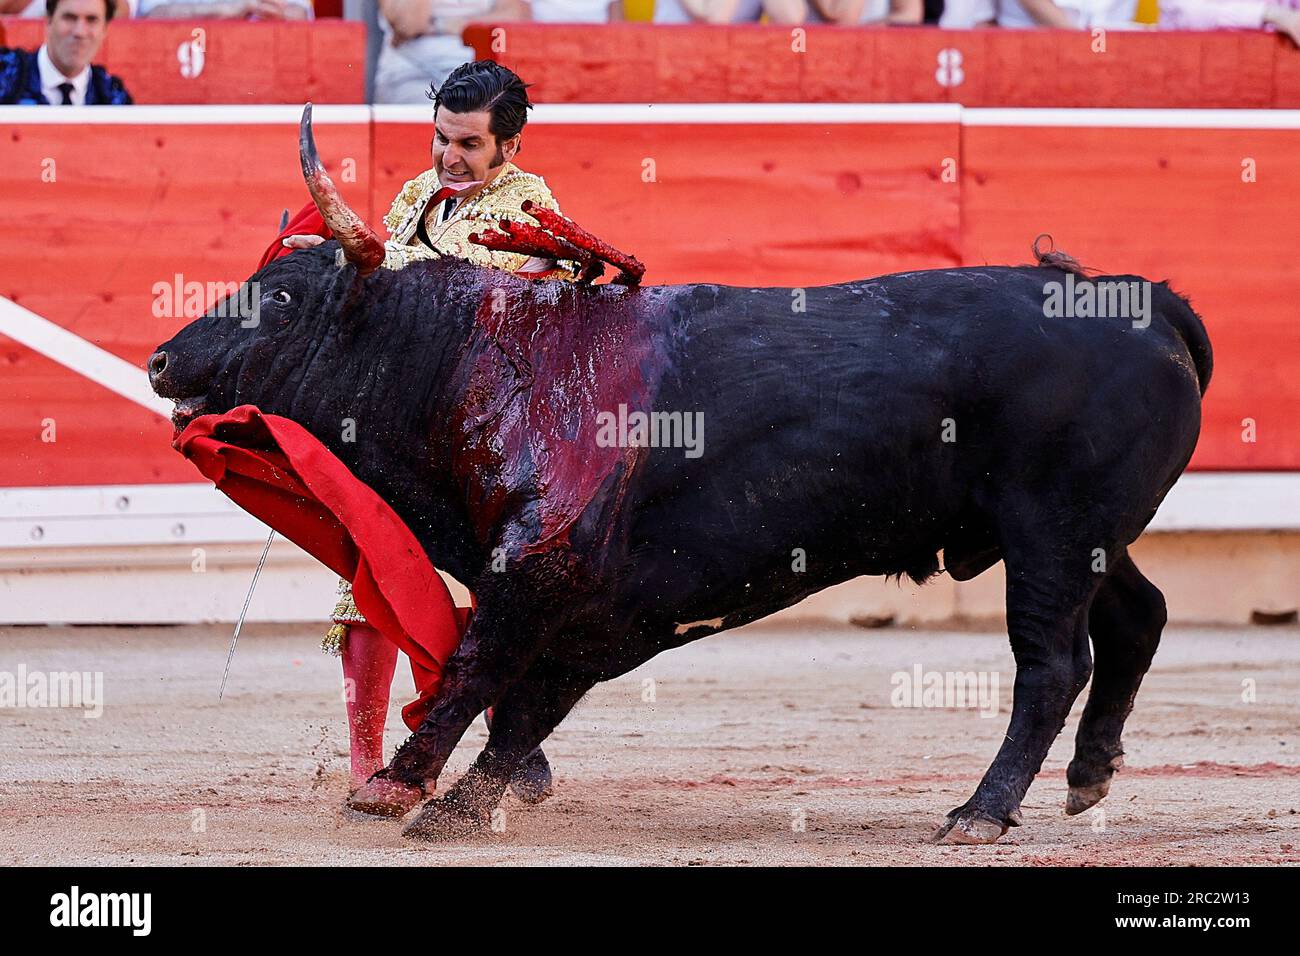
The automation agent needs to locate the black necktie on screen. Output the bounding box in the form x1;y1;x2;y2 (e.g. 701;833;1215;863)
57;82;74;106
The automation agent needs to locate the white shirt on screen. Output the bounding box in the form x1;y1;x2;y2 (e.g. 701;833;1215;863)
654;0;765;22
805;0;890;22
136;0;309;14
434;195;459;225
37;44;91;105
374;0;491;102
522;0;615;21
996;0;1137;28
940;0;996;26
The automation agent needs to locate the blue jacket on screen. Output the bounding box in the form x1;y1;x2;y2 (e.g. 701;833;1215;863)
0;47;132;105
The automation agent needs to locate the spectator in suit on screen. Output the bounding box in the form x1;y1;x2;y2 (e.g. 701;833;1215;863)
138;0;311;18
0;0;132;104
1;0;135;15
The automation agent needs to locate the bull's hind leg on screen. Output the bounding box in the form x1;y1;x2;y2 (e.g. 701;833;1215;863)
483;708;554;805
933;542;1102;845
1065;551;1166;815
402;658;596;842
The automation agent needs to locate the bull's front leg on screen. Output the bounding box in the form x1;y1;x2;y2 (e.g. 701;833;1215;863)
402;656;598;842
346;561;566;822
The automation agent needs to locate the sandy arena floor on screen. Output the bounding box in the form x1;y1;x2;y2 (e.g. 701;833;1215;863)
0;621;1296;866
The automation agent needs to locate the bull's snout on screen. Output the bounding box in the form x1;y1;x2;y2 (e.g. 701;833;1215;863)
147;350;170;392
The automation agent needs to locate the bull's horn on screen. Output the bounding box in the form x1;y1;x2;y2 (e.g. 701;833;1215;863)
299;103;385;275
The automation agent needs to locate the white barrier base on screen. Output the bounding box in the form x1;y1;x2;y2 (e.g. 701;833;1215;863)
1;530;1294;628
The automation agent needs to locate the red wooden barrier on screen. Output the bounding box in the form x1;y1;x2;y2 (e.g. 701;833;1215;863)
962;120;1300;471
467;24;1300;107
371;115;961;286
0;110;371;486
0;108;1296;487
0;18;364;104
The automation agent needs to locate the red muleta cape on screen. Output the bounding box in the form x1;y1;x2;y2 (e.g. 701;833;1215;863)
258;202;329;269
174;405;468;732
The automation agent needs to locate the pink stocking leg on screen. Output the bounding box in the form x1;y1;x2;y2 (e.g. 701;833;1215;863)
340;623;399;790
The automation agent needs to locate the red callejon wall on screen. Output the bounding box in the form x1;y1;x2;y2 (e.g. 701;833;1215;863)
466;25;1300;108
0;18;364;104
961;119;1300;470
371;112;962;286
0;107;1296;491
0;109;372;487
2;21;1295;109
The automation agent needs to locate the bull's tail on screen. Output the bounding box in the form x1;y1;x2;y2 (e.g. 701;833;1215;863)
1154;283;1213;396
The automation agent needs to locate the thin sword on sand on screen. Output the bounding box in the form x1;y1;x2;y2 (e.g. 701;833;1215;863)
220;529;276;698
218;210;289;698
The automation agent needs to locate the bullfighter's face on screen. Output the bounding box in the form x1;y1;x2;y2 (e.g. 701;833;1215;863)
148;247;345;432
433;107;520;194
45;0;109;79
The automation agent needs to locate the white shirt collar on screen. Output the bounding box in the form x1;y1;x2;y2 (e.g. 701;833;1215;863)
37;44;92;106
435;195;464;225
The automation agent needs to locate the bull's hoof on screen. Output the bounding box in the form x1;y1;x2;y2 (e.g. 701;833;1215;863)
401;797;488;843
1066;754;1122;815
509;747;554;805
930;805;1019;845
345;776;424;820
1065;779;1111;815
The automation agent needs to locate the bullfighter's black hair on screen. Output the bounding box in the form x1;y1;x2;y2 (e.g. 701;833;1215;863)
428;61;533;147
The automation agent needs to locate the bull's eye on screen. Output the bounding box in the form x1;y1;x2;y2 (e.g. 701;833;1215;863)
273;290;292;305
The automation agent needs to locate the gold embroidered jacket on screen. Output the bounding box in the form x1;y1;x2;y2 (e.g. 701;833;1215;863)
380;162;578;278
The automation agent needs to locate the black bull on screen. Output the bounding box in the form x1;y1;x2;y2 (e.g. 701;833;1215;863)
149;219;1211;846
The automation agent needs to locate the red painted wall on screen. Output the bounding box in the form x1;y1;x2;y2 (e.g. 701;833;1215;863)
467;24;1300;108
4;21;1294;108
0;112;1294;488
962;123;1299;471
0;18;364;104
0;116;372;485
372;120;962;285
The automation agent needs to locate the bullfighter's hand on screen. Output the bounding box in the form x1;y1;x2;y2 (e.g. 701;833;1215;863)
282;234;326;250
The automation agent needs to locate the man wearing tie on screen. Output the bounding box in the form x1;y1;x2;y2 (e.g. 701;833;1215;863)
0;0;133;105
